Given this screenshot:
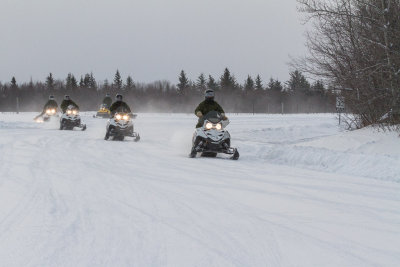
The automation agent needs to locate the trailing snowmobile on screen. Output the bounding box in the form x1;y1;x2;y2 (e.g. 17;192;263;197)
94;104;111;118
104;112;140;141
59;105;86;131
34;95;59;123
34;108;58;123
190;111;239;160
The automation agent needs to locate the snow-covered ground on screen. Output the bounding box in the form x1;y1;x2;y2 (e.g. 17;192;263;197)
0;113;399;267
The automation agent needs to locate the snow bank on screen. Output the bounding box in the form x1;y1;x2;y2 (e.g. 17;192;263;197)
248;124;400;182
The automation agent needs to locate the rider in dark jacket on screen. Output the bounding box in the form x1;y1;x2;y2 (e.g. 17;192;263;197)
109;94;132;116
194;89;226;128
43;96;58;110
60;95;79;113
34;95;58;119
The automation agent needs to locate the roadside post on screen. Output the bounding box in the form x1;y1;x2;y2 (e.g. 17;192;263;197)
336;96;345;125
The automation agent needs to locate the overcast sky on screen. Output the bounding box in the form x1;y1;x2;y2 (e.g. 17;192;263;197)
0;0;306;85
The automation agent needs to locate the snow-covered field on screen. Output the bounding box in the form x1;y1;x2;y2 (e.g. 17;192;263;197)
0;113;399;267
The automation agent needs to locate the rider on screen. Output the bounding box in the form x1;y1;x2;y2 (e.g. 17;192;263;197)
60;95;79;113
35;95;58;119
109;94;132;116
102;93;112;109
194;89;226;128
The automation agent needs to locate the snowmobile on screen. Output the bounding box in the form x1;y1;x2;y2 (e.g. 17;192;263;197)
94;104;111;118
190;111;239;160
104;112;140;141
59;105;86;131
34;108;58;123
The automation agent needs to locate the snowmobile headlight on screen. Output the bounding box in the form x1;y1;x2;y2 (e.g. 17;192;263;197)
52;109;56;114
72;110;78;115
123;115;129;120
215;123;222;130
46;109;51;114
205;122;213;130
67;110;72;115
116;114;122;120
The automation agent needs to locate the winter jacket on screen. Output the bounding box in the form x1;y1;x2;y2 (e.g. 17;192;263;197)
43;100;58;110
61;100;79;113
194;99;225;128
109;101;131;116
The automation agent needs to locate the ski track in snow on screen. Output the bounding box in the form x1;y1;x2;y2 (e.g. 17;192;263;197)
0;113;399;267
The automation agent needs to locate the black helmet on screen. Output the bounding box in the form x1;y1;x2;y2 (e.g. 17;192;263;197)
116;94;123;101
64;95;70;100
49;95;55;100
205;89;215;100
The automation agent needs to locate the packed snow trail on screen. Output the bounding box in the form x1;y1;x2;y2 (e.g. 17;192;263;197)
0;113;399;266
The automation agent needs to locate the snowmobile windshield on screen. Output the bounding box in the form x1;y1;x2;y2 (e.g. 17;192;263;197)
67;104;78;110
115;106;130;113
203;111;222;124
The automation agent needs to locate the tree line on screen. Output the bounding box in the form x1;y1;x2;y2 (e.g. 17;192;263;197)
0;68;335;113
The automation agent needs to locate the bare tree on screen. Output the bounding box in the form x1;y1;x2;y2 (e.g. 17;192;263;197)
296;0;400;128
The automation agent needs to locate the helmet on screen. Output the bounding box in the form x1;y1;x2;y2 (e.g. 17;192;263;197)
205;89;215;100
64;95;70;100
116;94;123;101
49;95;55;100
106;93;110;97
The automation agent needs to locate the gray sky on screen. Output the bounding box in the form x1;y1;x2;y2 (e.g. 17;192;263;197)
0;0;306;85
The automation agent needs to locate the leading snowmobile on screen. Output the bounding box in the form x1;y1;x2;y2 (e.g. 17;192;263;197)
59;105;87;131
104;112;140;141
190;111;239;160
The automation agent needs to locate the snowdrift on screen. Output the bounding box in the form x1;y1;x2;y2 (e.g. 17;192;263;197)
259;127;400;182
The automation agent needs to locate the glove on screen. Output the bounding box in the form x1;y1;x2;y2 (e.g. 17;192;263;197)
196;111;203;117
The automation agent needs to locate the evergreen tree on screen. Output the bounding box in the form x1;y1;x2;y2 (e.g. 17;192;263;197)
255;75;263;91
79;76;85;88
70;75;78;89
220;68;232;89
311;80;325;94
244;75;255;93
267;78;274;90
10;77;17;89
66;73;73;90
177;70;189;95
89;72;97;89
286;70;311;93
196;73;206;91
207;75;219;91
268;78;283;92
46;73;54;90
83;74;91;88
113;70;123;90
220;68;237;91
28;77;34;89
125;76;135;91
